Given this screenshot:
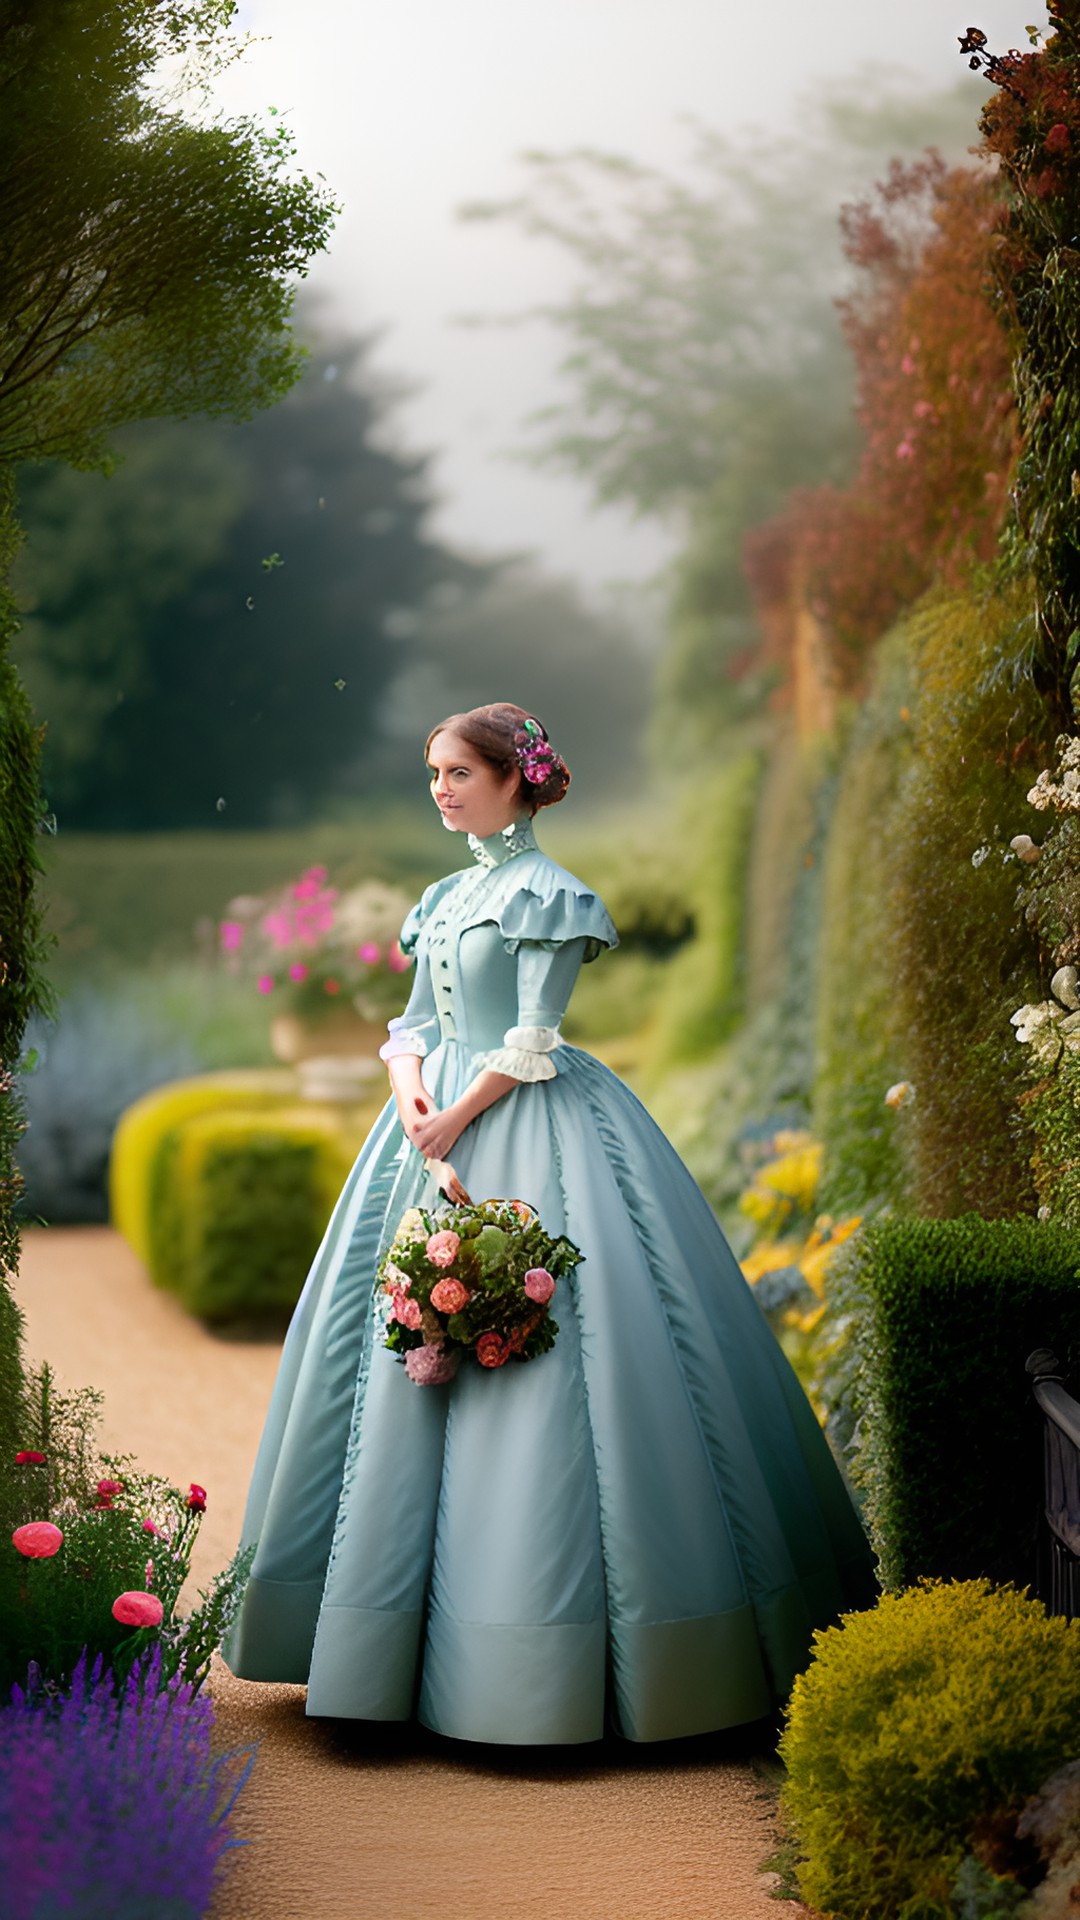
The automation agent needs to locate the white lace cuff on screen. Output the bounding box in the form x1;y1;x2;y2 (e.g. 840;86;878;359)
473;1025;562;1082
378;1025;430;1062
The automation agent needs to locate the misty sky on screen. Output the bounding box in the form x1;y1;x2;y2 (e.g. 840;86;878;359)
223;1;1048;595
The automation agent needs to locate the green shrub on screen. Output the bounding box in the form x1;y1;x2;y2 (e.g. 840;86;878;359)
834;1214;1080;1591
1;1359;251;1696
649;752;761;1065
780;1579;1080;1920
814;626;914;1215
885;586;1050;1218
148;1104;367;1323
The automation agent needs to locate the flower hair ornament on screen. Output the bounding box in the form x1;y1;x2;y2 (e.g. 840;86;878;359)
514;718;560;785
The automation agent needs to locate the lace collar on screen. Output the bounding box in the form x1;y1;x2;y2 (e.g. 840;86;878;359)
468;816;538;869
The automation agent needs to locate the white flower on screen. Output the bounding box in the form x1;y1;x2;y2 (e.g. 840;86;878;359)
884;1081;915;1110
971;845;990;868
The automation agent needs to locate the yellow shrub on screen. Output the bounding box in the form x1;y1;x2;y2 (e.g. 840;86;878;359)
781;1580;1080;1920
110;1071;291;1264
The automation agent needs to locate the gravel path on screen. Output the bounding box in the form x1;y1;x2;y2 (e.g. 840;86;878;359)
15;1225;802;1920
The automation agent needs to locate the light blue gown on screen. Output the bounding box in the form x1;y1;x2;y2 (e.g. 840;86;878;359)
224;817;873;1743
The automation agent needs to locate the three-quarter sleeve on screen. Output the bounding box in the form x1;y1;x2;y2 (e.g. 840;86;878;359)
473;937;592;1081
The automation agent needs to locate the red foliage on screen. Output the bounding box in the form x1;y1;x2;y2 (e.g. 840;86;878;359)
745;158;1018;685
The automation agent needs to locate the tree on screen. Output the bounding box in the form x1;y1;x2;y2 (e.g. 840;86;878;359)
0;0;335;1276
14;329;480;828
461;76;983;749
0;0;337;468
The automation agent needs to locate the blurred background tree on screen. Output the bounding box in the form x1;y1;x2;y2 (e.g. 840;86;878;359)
14;328;480;829
0;0;336;1272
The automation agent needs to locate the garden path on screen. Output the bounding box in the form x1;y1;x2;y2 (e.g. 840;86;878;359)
15;1225;801;1920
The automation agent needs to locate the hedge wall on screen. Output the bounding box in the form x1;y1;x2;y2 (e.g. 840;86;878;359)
836;1214;1080;1591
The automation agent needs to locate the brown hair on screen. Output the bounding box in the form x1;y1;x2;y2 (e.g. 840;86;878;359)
424;702;571;815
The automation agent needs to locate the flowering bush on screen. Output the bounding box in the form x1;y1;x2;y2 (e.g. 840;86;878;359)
219;867;413;1021
376;1200;581;1381
0;1360;252;1697
0;1645;254;1919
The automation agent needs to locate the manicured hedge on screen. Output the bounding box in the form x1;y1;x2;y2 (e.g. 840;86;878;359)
837;1214;1080;1591
147;1105;369;1323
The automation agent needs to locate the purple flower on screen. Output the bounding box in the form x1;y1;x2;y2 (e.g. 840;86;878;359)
404;1345;460;1385
0;1649;255;1918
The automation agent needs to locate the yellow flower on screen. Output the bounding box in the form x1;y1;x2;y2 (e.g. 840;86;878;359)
739;1142;824;1236
741;1239;803;1285
798;1214;862;1297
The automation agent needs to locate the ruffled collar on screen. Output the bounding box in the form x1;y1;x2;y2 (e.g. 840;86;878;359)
468;816;538;869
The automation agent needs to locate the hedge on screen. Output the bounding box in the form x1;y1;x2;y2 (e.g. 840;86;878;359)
836;1214;1080;1591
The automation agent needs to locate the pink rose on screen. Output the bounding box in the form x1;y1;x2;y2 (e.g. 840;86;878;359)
392;1289;422;1330
476;1332;510;1369
405;1344;460;1385
430;1277;470;1314
524;1268;556;1305
112;1590;165;1628
426;1230;461;1269
13;1521;63;1559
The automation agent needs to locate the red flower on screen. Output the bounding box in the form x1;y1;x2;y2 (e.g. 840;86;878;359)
187;1484;207;1513
323;978;341;995
95;1478;124;1508
14;1451;45;1465
112;1590;164;1628
476;1332;510;1369
13;1521;63;1558
430;1277;470;1315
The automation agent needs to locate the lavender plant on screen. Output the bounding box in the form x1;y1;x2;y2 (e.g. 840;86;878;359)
0;1646;254;1920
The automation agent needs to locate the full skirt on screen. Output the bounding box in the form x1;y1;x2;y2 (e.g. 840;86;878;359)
223;1041;873;1743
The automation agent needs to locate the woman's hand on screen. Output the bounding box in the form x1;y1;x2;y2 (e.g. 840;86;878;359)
411;1100;466;1161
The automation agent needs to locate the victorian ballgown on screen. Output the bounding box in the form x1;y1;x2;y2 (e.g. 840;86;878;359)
223;816;873;1743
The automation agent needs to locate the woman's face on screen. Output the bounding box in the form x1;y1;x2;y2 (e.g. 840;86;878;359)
427;729;523;838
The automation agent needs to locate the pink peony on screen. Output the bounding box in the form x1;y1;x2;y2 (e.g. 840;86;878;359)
12;1521;63;1559
425;1229;460;1269
476;1332;510;1369
219;920;244;953
358;942;381;964
187;1484;207;1513
14;1451;45;1465
392;1289;422;1330
112;1590;165;1628
404;1344;460;1385
430;1277;470;1315
524;1267;556;1305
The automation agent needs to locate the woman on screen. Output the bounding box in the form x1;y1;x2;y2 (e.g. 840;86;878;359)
224;702;873;1744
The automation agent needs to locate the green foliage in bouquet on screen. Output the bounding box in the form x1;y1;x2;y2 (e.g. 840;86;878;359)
378;1200;582;1381
780;1579;1080;1920
827;1213;1080;1592
0;1358;252;1698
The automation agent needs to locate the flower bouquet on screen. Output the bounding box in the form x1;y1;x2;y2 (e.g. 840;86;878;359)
219;868;414;1023
377;1200;582;1384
